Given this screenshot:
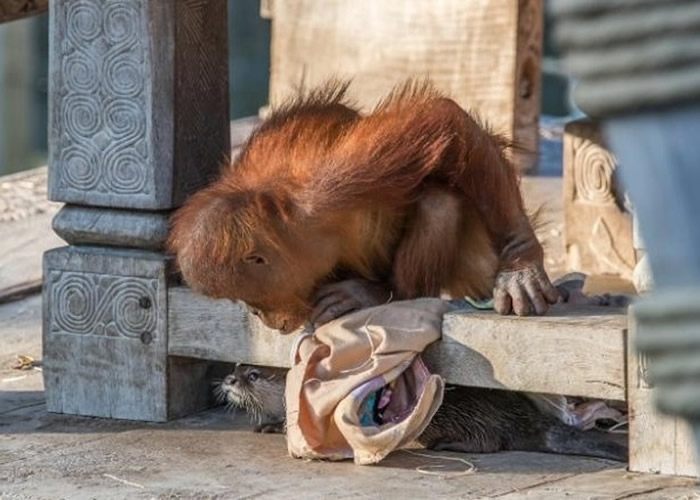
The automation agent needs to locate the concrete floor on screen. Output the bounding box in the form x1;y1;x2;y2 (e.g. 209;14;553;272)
1;295;698;499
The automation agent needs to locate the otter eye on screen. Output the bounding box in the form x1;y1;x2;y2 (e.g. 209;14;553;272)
244;254;267;265
247;371;259;382
249;307;261;317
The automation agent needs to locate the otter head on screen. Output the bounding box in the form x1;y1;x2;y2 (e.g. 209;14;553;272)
215;364;287;425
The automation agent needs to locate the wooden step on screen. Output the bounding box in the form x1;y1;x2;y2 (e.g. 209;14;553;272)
168;286;627;401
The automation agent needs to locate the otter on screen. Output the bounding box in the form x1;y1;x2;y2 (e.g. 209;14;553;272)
216;364;627;462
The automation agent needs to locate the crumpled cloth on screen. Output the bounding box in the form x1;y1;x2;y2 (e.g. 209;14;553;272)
285;298;450;465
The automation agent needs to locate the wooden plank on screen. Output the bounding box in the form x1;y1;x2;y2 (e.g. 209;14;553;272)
495;467;696;499
0;167;63;299
167;286;297;368
627;308;698;477
427;305;627;400
268;0;542;172
0;0;47;24
168;287;627;400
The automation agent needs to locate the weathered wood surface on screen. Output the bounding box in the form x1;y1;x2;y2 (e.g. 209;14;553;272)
0;0;47;23
48;0;230;209
168;286;627;400
43;246;171;421
563;119;635;279
0;167;63;301
268;0;542;172
52;205;170;250
627;308;699;477
427;305;627;401
168;286;297;367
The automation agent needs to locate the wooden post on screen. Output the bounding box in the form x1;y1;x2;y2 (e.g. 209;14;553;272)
563;120;636;280
627;308;698;477
43;0;229;422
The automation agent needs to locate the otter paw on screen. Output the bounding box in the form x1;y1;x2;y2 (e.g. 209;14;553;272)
254;422;285;434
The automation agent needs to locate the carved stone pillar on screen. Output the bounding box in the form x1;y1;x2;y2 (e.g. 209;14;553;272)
43;0;229;421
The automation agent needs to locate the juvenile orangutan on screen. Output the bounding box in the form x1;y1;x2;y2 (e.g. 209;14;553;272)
167;80;559;333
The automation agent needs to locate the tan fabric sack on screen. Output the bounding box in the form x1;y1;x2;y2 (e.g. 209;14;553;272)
285;298;450;465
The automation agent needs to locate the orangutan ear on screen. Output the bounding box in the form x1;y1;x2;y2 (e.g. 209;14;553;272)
252;190;298;224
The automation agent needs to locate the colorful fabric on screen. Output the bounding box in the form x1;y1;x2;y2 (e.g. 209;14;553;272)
285;298;449;465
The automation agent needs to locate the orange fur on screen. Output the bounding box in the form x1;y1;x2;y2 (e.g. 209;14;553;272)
167;79;546;332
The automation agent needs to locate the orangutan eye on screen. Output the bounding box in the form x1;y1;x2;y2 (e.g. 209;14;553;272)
244;254;267;265
247;371;259;382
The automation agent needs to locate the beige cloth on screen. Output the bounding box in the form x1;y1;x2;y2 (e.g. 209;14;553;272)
285;299;450;465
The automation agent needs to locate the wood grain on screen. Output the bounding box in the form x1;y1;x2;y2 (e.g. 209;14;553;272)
427;304;628;400
168;287;627;400
268;0;541;172
627;308;698;477
168;286;297;367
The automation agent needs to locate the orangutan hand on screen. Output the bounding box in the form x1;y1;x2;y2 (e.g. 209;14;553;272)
310;279;392;328
493;265;560;316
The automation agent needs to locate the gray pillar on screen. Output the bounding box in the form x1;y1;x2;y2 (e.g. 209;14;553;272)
549;0;700;466
43;0;229;421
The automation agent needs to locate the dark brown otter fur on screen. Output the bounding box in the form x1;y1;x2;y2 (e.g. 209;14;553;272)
217;364;627;462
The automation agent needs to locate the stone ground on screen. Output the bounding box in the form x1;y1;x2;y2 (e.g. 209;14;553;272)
1;135;699;498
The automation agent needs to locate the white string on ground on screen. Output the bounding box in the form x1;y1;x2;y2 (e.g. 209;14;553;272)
102;473;145;489
400;449;476;478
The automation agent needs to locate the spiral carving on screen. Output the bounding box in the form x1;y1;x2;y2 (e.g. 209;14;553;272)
64;94;102;138
104;149;147;193
103;2;139;44
58;0;152;198
573;137;616;205
62;146;100;190
63;53;100;93
104;49;143;98
66;1;101;43
50;271;159;340
104;98;145;140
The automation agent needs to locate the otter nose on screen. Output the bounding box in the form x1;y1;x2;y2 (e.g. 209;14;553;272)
224;375;237;386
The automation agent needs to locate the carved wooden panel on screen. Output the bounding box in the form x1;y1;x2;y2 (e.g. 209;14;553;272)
48;270;160;341
51;0;155;205
563;119;636;279
48;0;229;210
43;246;170;421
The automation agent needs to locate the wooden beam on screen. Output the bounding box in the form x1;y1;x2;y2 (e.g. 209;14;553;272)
427;306;627;401
0;0;47;24
168;286;297;367
168;286;627;400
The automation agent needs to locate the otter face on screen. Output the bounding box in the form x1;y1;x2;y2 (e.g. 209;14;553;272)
215;364;287;428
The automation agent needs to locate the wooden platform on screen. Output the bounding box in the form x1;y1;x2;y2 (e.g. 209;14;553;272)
169;286;627;401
